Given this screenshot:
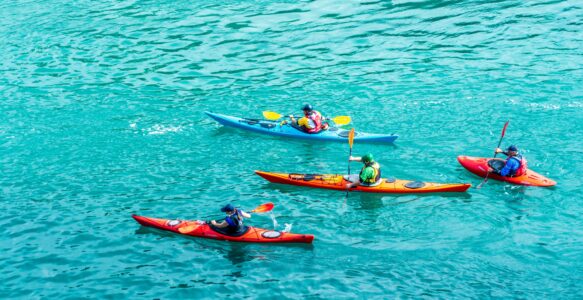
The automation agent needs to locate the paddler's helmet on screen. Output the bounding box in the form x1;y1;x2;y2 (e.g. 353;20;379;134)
302;104;313;113
506;145;518;152
362;154;374;163
221;204;235;213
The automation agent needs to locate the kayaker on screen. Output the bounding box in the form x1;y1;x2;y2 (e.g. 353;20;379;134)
209;204;251;235
288;104;328;133
346;153;382;188
488;145;528;177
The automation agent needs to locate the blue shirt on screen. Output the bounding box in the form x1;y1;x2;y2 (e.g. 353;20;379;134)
500;157;521;176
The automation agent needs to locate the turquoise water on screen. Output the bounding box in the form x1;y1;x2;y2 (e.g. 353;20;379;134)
1;0;582;298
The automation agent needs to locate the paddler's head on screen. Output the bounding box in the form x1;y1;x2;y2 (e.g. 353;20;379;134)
302;104;313;116
506;145;518;156
221;204;235;214
362;153;374;164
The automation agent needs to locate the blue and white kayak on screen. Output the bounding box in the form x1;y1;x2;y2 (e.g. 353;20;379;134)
205;112;398;143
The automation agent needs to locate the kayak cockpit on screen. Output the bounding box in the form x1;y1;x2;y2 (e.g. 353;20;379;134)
208;224;250;237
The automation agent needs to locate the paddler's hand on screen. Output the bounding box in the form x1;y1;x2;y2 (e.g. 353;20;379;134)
495;148;503;154
345;183;353;189
487;167;493;173
348;156;355;161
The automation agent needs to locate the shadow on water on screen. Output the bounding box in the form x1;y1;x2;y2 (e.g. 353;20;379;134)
354;193;384;210
261;181;474;204
349;191;472;209
200;240;314;267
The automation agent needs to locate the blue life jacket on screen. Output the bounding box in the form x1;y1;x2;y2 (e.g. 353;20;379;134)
504;154;527;177
224;210;243;231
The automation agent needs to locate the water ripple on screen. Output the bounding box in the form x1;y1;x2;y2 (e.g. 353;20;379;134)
1;0;582;298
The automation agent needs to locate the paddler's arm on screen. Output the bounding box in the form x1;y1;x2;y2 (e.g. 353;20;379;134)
499;159;519;177
495;148;509;156
348;156;362;162
210;220;228;228
239;210;251;219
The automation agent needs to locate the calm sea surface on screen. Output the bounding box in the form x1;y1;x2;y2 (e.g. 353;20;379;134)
1;0;582;298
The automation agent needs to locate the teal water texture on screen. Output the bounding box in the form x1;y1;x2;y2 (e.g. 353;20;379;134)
1;0;582;298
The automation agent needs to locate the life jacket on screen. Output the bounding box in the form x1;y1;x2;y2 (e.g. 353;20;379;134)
507;154;527;177
359;161;381;184
224;210;243;230
304;110;323;133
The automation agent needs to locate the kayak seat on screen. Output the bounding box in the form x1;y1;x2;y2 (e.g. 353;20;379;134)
488;159;505;172
328;127;339;132
209;224;250;237
385;178;396;183
404;181;426;189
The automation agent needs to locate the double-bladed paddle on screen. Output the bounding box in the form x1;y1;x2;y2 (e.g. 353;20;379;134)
262;111;351;126
178;202;274;234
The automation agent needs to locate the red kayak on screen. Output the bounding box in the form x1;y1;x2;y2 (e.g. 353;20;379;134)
132;215;314;244
457;156;556;187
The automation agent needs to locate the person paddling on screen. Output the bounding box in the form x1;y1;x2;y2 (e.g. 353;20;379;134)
345;153;382;188
488;145;528;177
288;104;328;133
210;204;251;235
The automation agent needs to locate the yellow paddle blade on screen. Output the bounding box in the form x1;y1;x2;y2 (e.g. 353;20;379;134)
348;128;355;148
263;111;282;120
331;116;351;125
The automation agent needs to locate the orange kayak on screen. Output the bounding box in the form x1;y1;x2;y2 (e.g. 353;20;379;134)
457;156;556;187
255;171;471;193
132;215;314;244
